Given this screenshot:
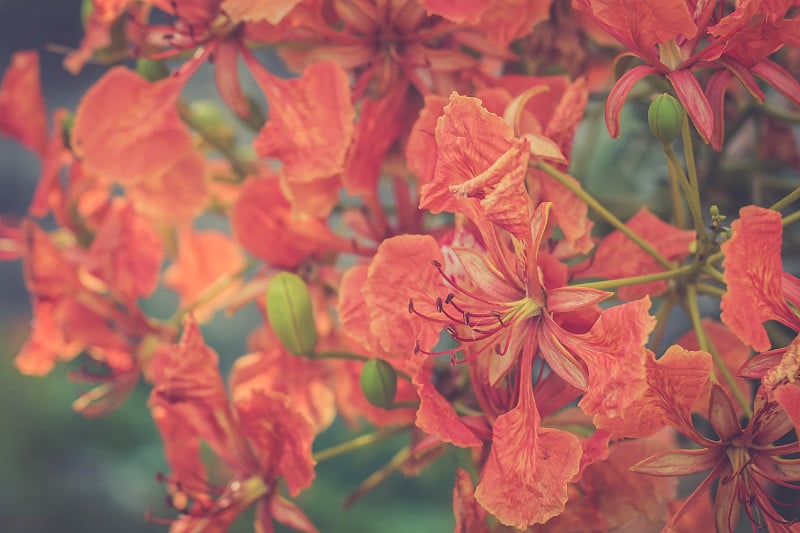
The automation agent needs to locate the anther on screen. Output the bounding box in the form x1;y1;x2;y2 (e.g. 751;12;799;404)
435;297;443;312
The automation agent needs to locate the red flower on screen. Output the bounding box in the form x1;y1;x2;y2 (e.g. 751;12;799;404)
574;0;800;148
721;205;800;352
632;385;800;532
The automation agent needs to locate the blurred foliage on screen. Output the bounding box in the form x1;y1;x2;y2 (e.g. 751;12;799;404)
0;321;459;533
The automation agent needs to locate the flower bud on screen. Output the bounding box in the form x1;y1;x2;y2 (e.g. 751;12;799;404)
266;272;318;356
648;93;685;143
360;359;398;409
136;58;170;82
81;0;94;29
187;100;235;144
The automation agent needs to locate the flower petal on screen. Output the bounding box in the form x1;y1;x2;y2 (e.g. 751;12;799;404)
721;206;800;351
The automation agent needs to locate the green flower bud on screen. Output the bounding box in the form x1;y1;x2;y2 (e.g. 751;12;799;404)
360;359;398;409
187;100;235;143
266;272;318;356
136;58;170;82
61;113;75;151
81;0;94;29
648;93;686;143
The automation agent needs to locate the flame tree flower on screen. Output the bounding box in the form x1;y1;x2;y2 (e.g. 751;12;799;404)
632;385;800;532
574;0;800;149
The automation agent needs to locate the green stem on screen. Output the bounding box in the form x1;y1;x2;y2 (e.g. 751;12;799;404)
770;186;800;212
667;152;688;229
701;265;726;284
177;100;252;180
663;143;709;251
312;425;410;463
535;161;672;269
706;250;724;266
312;351;413;382
695;283;726;298
684;285;752;418
574;264;694;291
782;210;800;227
343;446;414;508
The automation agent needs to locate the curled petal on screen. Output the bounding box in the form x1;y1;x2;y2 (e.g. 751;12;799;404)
605;65;659;138
751;59;800;108
666;69;713;144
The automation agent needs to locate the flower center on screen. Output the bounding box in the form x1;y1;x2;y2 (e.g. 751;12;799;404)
410;261;541;364
725;445;752;478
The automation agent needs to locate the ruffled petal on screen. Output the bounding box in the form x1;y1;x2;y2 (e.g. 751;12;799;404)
721;206;800;351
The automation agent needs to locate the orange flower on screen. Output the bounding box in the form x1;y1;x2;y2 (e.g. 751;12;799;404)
230;175;350;268
72;66;209;224
149;319;317;532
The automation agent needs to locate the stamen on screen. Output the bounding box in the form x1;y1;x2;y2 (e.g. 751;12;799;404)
409;299;452;325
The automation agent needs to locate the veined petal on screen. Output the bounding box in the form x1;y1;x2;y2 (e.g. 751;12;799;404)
605;65;659;138
666;69;713;144
773;385;800;439
705;68;733;152
576;207;694;300
721;206;800;351
247;56;354;193
453;469;489;533
364;234;445;356
631;448;724;476
538;322;589;391
546;287;611;313
561;298;655;418
593;345;712;440
222;0;302;24
234;390;315;497
677;319;750;418
475;347;582;528
412;363;483;448
0;50;47;156
707;384;741;442
751;59;800;108
421;93;516;218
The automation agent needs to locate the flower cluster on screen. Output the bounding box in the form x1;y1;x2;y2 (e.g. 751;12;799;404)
1;0;800;531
